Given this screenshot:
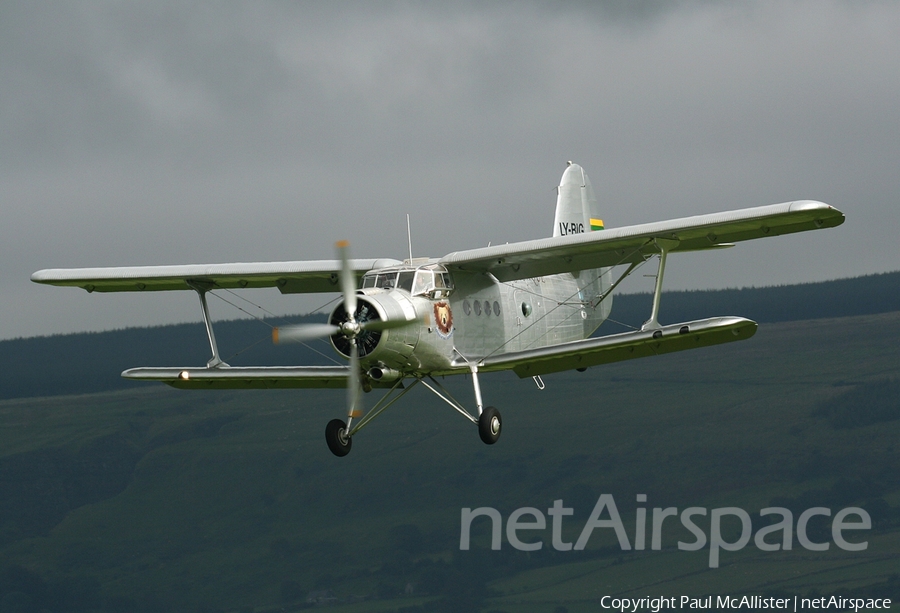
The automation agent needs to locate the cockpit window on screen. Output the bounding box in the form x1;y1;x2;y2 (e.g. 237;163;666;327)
412;271;433;295
378;273;397;289
397;271;416;292
361;266;453;295
361;272;398;289
361;271;402;290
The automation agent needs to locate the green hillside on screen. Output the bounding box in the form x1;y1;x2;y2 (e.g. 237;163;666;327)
1;309;899;612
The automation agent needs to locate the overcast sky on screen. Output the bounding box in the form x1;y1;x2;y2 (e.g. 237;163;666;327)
3;1;898;340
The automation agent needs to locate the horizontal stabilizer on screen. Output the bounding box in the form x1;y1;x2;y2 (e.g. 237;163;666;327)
475;316;758;377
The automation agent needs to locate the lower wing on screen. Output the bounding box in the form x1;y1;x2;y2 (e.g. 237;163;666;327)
124;365;353;390
470;317;757;377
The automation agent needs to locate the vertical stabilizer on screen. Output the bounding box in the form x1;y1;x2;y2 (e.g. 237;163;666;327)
552;163;611;335
552;162;603;238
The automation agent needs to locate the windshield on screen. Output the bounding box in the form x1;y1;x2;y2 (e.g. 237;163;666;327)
361;266;453;295
397;271;415;292
411;271;433;296
361;272;398;290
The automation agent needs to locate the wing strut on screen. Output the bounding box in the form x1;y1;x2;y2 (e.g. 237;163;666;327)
642;238;678;331
187;282;229;368
591;259;642;308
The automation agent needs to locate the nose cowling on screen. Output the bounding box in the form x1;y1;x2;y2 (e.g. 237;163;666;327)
328;292;420;367
329;297;382;358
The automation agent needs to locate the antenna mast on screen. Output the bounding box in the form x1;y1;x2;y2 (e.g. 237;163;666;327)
406;214;413;262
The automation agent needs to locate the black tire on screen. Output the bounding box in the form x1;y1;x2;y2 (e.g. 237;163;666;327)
478;406;502;445
325;419;352;457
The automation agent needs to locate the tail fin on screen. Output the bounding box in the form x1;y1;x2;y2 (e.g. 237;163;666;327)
552;161;603;237
553;162;612;335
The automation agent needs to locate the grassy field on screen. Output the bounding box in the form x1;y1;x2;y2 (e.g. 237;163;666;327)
1;311;899;612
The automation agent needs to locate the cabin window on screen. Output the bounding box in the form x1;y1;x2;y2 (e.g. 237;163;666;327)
463;300;471;315
521;302;532;317
483;300;491;316
474;300;482;316
493;301;501;316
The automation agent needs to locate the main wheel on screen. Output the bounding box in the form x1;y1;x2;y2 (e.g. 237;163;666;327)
478;406;502;445
325;419;352;456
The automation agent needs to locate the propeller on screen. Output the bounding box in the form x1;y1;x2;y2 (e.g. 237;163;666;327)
272;240;413;345
336;240;362;420
273;312;412;344
272;240;419;426
272;240;364;420
272;322;339;344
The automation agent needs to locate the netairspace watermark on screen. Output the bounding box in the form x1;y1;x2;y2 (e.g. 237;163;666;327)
594;595;891;612
459;494;872;568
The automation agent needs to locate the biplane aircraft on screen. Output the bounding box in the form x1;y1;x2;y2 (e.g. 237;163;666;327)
32;163;844;456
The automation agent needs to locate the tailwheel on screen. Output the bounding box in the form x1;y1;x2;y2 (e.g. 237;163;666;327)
325;419;352;457
478;406;502;445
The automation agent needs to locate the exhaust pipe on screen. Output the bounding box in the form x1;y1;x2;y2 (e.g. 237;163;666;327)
367;366;402;382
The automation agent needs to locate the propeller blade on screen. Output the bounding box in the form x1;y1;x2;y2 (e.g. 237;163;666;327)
359;317;417;333
336;240;357;319
272;323;340;344
347;338;362;419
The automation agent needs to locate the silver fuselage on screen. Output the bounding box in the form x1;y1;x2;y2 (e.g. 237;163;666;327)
342;265;613;377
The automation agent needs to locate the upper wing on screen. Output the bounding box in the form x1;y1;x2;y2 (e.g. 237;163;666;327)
31;258;402;294
33;201;843;292
439;200;844;281
471;316;758;377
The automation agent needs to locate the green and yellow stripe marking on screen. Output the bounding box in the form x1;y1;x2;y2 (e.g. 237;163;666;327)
590;218;604;231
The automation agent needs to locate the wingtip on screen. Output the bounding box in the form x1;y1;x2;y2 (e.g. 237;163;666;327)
30;269;49;283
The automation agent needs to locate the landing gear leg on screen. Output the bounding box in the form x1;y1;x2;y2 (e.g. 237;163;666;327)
420;369;503;446
325;419;352;457
323;378;421;457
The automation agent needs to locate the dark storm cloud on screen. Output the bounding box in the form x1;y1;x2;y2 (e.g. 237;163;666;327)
0;2;693;169
2;2;898;339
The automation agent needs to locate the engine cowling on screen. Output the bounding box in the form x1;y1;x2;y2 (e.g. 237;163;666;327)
328;291;421;370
